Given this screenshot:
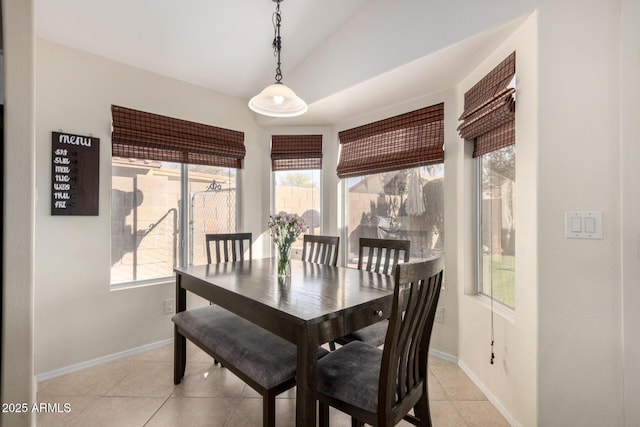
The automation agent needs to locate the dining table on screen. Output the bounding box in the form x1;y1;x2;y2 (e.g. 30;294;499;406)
173;257;395;426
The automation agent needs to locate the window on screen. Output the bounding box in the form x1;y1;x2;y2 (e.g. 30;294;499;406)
457;52;516;308
345;165;444;268
337;104;445;267
271;135;323;253
274;170;321;251
110;105;244;286
111;159;237;285
477;146;515;307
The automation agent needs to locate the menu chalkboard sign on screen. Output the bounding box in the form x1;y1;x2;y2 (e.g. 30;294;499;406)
51;131;100;216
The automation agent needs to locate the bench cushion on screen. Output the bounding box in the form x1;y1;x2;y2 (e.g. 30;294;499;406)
173;306;329;390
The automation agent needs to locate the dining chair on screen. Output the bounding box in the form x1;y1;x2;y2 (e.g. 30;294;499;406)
204;233;253;366
334;237;411;349
301;234;340;266
316;257;444;427
205;232;252;264
357;237;410;275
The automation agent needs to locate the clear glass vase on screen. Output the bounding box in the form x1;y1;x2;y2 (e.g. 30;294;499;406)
277;245;291;277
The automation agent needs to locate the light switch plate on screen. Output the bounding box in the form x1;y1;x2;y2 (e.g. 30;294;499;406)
565;211;603;239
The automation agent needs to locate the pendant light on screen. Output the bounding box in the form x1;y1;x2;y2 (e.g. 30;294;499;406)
249;0;308;117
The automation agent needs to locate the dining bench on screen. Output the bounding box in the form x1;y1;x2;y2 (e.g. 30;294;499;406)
173;305;329;427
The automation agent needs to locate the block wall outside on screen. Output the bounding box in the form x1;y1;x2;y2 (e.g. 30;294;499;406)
111;171;236;282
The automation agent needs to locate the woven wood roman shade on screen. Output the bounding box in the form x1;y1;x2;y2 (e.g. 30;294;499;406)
111;105;246;168
336;103;444;178
271;135;322;171
458;52;516;157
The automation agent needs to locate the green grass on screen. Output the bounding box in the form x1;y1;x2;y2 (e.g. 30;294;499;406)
482;255;515;308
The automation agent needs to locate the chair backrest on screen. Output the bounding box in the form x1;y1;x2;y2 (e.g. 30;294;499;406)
301;234;340;266
205;233;252;264
379;257;444;425
357;237;410;275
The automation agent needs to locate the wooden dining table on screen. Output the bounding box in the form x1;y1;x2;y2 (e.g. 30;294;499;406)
174;257;395;426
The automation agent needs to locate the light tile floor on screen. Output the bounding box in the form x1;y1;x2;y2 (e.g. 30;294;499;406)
37;342;510;426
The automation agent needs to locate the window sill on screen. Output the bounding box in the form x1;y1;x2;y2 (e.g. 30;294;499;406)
110;276;174;291
471;293;516;323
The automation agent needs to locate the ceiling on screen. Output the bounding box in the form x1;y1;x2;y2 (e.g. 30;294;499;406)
35;0;526;125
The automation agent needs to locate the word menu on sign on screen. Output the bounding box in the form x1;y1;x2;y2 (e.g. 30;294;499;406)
51;132;100;215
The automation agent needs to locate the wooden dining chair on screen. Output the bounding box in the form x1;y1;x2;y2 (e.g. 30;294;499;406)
334;237;411;349
357;237;410;275
204;233;253;365
301;234;340;266
205;232;252;264
317;257;444;427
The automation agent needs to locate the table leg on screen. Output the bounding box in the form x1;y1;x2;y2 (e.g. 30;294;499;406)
174;328;186;384
174;274;187;385
296;326;318;426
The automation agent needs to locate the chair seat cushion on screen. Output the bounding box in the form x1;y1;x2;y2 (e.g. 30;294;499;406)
173;306;329;389
317;341;382;413
336;320;388;347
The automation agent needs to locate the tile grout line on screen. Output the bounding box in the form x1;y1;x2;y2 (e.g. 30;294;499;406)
142;395;173;427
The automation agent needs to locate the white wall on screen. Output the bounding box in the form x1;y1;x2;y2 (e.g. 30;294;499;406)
457;14;539;427
620;0;640;426
2;0;36;425
536;1;624;426
456;2;630;425
33;39;269;375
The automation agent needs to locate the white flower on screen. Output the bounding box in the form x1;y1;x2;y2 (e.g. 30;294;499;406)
268;211;308;251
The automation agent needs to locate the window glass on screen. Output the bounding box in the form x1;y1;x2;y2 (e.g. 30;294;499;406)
111;158;236;285
188;165;237;265
345;165;444;268
477;145;516;308
274;169;321;253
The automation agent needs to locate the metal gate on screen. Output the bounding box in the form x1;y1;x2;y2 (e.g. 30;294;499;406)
190;185;236;265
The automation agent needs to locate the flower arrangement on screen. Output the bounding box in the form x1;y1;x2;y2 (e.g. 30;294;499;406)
268;211;307;277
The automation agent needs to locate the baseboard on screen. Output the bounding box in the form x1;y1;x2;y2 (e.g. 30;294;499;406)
35;338;173;383
429;348;458;364
457;359;521;427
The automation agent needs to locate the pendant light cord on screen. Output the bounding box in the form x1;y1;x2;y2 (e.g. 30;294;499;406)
272;1;283;83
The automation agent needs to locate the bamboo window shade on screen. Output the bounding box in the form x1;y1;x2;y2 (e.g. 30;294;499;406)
458;52;516;157
111;105;246;168
336;103;444;178
271;135;323;171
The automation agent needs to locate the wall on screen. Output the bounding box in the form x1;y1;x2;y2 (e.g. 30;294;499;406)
457;14;538;426
33;39;268;375
621;0;640;424
2;0;36;425
536;1;623;426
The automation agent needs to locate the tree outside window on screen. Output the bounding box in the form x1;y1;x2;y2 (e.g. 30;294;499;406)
345;164;444;268
478;145;515;308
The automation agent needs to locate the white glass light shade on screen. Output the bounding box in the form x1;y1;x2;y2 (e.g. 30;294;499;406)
248;82;308;117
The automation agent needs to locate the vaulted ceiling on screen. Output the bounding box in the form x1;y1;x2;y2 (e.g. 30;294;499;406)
35;0;530;125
